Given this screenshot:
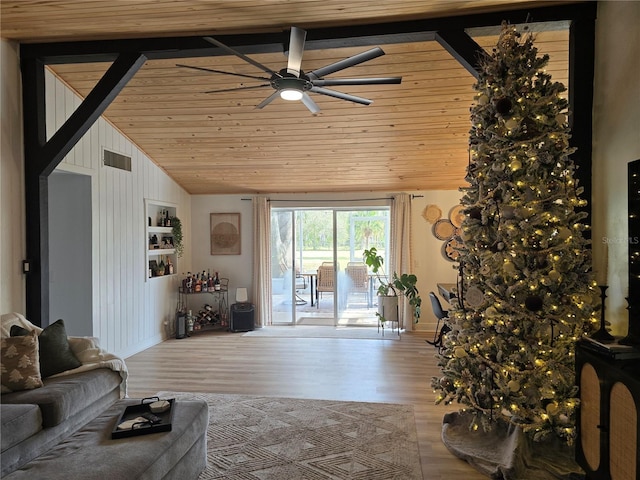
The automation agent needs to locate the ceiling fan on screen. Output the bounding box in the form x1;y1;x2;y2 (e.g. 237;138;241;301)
177;27;402;114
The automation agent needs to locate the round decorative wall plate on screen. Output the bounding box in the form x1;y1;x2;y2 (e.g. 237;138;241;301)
443;236;464;261
449;205;465;228
433;219;456;240
422;204;442;224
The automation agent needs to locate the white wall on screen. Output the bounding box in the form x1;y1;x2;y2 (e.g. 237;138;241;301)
190;195;254;300
46;68;192;357
411;191;464;331
0;40;26;314
591;1;640;334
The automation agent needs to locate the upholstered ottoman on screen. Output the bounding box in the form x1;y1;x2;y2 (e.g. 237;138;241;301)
4;398;208;480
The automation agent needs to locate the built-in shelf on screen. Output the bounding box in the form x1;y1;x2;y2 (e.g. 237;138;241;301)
145;199;178;281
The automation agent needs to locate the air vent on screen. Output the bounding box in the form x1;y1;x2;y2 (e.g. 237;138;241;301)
103;148;131;171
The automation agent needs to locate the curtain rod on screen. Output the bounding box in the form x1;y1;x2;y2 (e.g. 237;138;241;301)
241;195;424;201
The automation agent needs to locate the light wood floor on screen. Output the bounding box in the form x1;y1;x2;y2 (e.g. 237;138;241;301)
125;328;487;480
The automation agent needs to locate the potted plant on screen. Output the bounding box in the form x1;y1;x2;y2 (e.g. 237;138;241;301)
363;247;421;325
170;216;184;258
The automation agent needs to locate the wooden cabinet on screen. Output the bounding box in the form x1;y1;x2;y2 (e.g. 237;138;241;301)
145;199;177;281
576;341;640;480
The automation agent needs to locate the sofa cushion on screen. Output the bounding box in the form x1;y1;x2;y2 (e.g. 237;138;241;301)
0;404;42;452
1;331;43;392
0;369;121;428
11;319;81;378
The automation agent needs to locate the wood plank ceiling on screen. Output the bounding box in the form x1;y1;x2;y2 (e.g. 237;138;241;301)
1;0;574;195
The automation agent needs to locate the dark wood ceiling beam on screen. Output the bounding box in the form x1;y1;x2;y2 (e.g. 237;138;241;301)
41;52;147;175
19;3;596;64
434;30;488;79
568;12;596;237
22;52;146;325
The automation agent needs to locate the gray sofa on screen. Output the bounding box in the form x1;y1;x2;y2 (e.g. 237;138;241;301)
1;368;122;476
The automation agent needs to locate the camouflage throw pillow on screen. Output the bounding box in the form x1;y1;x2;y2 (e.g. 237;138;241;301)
1;330;43;392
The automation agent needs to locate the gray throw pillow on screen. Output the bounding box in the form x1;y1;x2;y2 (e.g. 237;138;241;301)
10;319;81;378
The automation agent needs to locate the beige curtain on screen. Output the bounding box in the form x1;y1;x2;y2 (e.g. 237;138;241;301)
389;193;413;330
252;196;271;327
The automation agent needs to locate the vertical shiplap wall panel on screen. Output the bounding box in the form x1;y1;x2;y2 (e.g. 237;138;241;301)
45;70;190;358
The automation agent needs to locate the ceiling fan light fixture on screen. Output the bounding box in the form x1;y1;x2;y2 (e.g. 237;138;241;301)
280;88;303;101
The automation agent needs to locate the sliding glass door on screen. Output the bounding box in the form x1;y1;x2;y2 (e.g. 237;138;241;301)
270;206;388;326
335;210;389;326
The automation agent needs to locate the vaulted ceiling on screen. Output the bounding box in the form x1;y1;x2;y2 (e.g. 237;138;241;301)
1;1;581;194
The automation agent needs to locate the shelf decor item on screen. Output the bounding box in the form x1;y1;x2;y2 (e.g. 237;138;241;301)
210;213;241;255
171;216;184;258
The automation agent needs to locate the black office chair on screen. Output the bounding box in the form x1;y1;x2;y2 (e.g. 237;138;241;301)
426;292;451;350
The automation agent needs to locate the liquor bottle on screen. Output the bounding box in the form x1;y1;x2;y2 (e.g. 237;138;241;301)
195;274;202;292
167;258;174;275
165;210;171;227
214;272;221;291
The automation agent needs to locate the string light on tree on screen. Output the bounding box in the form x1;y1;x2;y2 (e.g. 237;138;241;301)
431;22;599;445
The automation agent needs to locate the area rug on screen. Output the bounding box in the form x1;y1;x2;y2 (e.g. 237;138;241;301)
156;391;423;480
243;326;401;340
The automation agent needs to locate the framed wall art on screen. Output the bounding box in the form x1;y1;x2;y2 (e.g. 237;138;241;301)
210;213;241;255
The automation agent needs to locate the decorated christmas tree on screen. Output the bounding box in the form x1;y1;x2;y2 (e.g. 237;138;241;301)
432;23;599;445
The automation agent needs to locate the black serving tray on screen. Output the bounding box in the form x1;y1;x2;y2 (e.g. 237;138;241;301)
111;397;175;439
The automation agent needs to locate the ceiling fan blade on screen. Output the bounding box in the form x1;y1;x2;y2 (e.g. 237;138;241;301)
310;87;373;105
204;84;271;94
312;77;402;86
176;64;271;82
301;93;321;114
203;36;280;77
255;91;281;109
307;47;385;79
286;27;306;77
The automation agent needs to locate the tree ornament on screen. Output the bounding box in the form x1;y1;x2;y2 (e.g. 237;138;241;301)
454;346;468;358
465;286;485;307
505;117;520;131
485;306;498;317
507;380;521;392
477;93;489;105
495;97;513;115
502;205;516;219
546;402;559;415
557;227;572;240
509;159;522;171
548;270;561;282
525;295;543;311
468;207;482;220
503;261;516;275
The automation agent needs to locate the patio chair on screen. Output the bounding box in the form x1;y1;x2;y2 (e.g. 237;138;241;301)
316;262;336;307
295;270;308;305
282;269;308;305
345;262;369;306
